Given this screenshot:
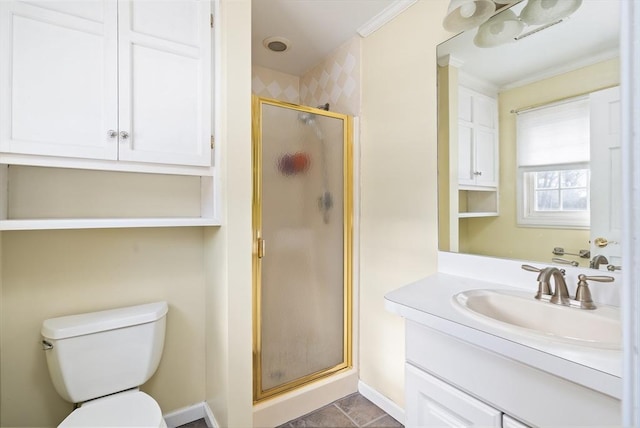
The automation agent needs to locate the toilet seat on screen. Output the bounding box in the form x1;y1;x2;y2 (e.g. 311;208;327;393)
58;390;167;428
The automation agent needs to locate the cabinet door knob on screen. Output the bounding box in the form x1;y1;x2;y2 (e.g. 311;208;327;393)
107;129;118;138
119;131;129;140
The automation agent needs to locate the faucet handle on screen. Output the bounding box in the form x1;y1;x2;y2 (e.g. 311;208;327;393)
580;274;615;283
552;257;579;267
574;274;615;310
521;264;543;272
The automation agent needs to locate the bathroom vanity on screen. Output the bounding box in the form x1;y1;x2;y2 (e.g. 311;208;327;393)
386;253;622;427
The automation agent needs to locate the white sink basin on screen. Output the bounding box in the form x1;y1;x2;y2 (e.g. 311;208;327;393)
452;289;621;349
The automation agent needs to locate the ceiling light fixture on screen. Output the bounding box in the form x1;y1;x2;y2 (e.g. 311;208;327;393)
519;0;582;26
474;9;524;48
443;0;496;33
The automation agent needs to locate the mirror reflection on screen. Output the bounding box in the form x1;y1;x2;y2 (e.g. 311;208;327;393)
437;0;621;269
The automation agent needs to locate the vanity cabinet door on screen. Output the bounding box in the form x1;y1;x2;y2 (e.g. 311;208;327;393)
405;363;502;428
503;415;531;428
0;1;118;160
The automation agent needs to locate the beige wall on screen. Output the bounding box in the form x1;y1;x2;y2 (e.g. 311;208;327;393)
360;0;450;407
205;0;253;426
0;228;206;427
462;59;620;264
438;64;460;253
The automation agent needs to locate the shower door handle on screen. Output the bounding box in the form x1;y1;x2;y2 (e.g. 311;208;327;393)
257;238;266;259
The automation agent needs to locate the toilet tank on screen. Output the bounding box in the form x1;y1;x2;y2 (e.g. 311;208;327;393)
41;301;168;403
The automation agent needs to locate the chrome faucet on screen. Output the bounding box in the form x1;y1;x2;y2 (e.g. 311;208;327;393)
522;264;615;309
590;254;609;269
539;267;570;306
522;264;569;303
521;265;551;299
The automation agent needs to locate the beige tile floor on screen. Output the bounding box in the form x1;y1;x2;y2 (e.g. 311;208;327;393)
177;392;403;428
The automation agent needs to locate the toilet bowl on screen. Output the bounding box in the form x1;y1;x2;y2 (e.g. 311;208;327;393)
41;302;168;427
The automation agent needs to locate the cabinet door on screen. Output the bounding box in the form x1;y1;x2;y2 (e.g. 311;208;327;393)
457;124;475;185
406;364;502;428
474;128;497;187
457;87;498;188
117;0;211;166
0;1;118;159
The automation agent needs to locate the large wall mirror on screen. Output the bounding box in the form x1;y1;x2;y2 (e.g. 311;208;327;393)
437;0;621;269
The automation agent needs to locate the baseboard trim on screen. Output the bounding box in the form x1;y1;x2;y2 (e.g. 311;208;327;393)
163;402;217;428
358;380;405;424
253;370;359;428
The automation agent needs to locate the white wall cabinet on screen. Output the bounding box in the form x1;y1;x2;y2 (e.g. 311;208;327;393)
457;87;498;188
0;0;211;168
0;0;219;230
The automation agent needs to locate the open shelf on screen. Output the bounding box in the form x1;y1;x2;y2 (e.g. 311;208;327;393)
459;189;498;218
0;217;221;231
0;165;221;230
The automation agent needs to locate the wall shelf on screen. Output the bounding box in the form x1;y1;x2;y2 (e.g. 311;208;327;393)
0;165;221;230
459;189;498;218
0;217;221;231
459;212;498;219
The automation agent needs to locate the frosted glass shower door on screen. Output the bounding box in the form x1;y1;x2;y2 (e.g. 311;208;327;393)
252;97;352;401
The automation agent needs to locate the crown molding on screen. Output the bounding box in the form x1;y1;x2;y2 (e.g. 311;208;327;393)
357;0;418;37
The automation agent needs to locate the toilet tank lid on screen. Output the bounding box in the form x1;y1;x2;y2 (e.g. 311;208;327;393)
41;301;168;340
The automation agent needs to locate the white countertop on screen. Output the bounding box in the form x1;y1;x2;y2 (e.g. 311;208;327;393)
385;271;622;400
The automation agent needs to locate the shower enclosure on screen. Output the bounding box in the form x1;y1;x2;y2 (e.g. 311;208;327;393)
252;96;353;402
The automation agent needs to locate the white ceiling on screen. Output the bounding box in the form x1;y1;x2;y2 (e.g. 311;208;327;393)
251;0;620;86
437;0;620;91
251;0;401;76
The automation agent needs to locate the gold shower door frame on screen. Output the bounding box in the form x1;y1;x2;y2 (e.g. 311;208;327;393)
251;96;353;403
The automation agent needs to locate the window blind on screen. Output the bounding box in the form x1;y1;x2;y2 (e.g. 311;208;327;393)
516;96;590;167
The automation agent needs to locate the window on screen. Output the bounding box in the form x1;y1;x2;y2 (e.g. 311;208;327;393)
516;96;590;228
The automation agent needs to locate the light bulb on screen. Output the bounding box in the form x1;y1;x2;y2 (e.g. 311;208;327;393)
490;22;505;35
541;0;559;10
459;2;477;18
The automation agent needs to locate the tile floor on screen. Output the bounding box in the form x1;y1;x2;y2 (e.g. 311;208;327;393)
177;392;403;428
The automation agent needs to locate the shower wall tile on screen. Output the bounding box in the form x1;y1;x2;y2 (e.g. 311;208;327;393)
253;65;300;103
300;37;361;116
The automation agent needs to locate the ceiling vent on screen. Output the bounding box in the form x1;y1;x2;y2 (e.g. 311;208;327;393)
263;36;290;53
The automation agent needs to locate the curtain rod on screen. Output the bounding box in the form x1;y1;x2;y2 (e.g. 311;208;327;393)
510;84;618;114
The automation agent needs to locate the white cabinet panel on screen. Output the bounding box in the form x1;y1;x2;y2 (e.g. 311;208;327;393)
457;87;498;189
474;129;497;186
502;415;531;428
457;124;473;183
118;0;209;166
1;0;210;167
474;96;494;129
130;0;199;46
0;1;117;159
458;90;473;122
21;1;105;22
406;363;502;428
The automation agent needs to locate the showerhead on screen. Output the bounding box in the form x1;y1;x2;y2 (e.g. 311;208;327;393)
298;112;316;125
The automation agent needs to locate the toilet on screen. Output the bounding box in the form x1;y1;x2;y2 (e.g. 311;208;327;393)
41;301;169;428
